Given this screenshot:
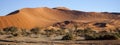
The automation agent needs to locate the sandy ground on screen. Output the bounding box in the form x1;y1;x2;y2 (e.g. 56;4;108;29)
0;35;120;45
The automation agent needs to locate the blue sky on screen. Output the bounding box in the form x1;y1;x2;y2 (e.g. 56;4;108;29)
0;0;120;16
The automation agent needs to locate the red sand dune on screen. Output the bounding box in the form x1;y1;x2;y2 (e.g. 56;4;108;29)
0;7;120;29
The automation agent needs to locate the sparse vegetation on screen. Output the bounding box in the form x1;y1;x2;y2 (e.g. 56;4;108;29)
83;28;120;40
62;33;75;40
0;26;120;40
85;33;119;40
21;29;31;37
3;26;18;35
56;29;66;35
2;26;20;37
44;29;56;37
30;27;40;35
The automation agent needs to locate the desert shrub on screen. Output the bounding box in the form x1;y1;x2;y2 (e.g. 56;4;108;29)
44;29;56;37
6;33;19;38
3;26;18;35
102;34;119;40
84;28;95;34
116;33;120;37
11;33;19;37
85;33;119;40
61;33;75;40
56;29;66;35
75;29;84;33
21;29;31;36
74;29;84;36
75;28;96;37
30;27;40;35
85;34;96;40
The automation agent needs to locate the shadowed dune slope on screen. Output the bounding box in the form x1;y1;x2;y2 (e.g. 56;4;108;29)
0;7;120;29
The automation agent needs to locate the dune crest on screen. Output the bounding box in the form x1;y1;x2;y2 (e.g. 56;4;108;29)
53;7;70;10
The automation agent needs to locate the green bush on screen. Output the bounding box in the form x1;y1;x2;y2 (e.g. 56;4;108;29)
61;33;75;40
11;33;19;37
84;28;96;34
30;27;40;35
44;29;56;37
56;30;66;35
75;29;84;35
21;29;31;36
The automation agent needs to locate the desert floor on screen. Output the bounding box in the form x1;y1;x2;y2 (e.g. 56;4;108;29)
0;35;120;45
